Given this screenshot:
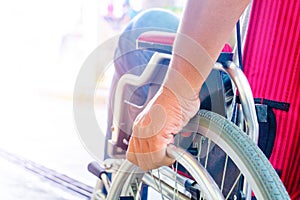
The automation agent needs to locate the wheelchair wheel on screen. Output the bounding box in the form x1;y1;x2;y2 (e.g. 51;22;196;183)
105;110;289;200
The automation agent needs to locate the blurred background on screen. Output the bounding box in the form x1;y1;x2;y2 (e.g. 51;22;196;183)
0;0;185;199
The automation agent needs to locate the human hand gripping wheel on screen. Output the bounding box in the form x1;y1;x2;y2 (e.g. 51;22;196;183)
126;68;201;171
126;30;216;171
125;0;251;171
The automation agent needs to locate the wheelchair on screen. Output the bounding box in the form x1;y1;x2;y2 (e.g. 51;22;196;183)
87;31;289;200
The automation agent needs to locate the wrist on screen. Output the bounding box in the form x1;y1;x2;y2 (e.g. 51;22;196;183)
169;33;215;92
169;56;205;93
163;62;202;100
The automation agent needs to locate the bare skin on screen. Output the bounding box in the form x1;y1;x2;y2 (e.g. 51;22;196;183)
126;0;250;171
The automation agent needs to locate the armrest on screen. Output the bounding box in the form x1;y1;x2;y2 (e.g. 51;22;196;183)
137;31;176;53
137;31;233;58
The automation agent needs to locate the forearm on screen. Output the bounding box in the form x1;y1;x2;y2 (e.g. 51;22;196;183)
169;0;250;93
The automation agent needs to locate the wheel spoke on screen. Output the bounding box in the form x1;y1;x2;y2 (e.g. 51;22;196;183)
157;169;166;200
105;110;289;200
220;154;229;193
204;139;211;169
225;173;241;200
172;162;179;200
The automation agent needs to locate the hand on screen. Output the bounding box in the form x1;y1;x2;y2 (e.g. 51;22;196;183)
126;82;200;171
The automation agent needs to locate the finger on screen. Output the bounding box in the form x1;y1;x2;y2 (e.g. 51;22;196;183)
132;103;168;139
126;138;139;166
136;139;153;171
138;143;175;171
137;153;153;171
126;151;138;166
131;141;168;171
127;137;154;171
150;147;175;168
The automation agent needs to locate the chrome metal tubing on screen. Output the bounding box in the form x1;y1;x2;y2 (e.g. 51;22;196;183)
143;172;190;200
214;62;259;143
106;160;143;200
167;144;225;200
